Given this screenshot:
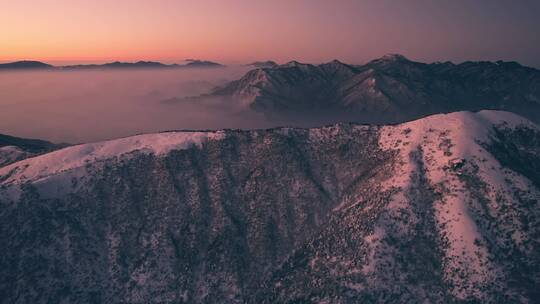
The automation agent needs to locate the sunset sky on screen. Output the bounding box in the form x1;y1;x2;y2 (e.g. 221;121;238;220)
2;0;540;66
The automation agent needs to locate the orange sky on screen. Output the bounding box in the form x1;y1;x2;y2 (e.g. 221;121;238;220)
2;0;540;66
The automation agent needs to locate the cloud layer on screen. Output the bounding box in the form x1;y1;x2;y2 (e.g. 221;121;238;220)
0;67;277;143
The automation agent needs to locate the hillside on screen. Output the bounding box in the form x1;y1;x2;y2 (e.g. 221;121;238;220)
0;111;538;303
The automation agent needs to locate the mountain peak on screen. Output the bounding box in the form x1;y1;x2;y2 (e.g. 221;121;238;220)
319;59;357;77
326;59;348;66
281;60;309;68
248;61;278;68
366;54;413;67
379;53;410;62
184;60;223;68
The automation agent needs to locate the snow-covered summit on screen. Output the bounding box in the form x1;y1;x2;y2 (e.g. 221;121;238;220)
387;110;534;139
374;110;538;299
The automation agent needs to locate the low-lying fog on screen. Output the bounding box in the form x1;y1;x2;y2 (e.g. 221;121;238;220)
0;67;277;143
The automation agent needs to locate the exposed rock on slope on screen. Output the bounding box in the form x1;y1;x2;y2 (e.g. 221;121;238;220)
211;55;540;124
0;111;538;303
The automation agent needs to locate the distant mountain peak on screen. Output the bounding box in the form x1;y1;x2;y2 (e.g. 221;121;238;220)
247;61;278;68
13;60;46;64
366;54;413;66
135;60;161;64
322;59;356;69
379;53;410;62
0;60;53;69
325;59;348;66
320;59;358;78
100;61;168;68
183;60;224;68
281;60;310;68
59;60;223;70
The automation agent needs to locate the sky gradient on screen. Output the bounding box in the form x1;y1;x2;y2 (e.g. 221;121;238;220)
2;0;540;66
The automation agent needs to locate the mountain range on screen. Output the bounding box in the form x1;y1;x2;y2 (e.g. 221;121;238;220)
1;110;539;303
0;60;224;70
0;60;53;69
209;54;540;124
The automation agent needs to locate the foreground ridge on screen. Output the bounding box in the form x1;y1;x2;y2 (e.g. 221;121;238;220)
1;110;539;303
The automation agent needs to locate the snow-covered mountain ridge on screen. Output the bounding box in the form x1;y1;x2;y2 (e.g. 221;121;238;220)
208;55;540;124
0;131;225;186
377;111;538;300
1;110;539;303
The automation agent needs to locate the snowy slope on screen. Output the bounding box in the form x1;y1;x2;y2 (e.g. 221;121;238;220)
1;110;539;303
376;111;539;300
0;131;225;185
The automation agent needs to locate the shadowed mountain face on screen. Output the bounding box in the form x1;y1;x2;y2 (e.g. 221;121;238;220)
211;55;540;124
1;111;539;303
